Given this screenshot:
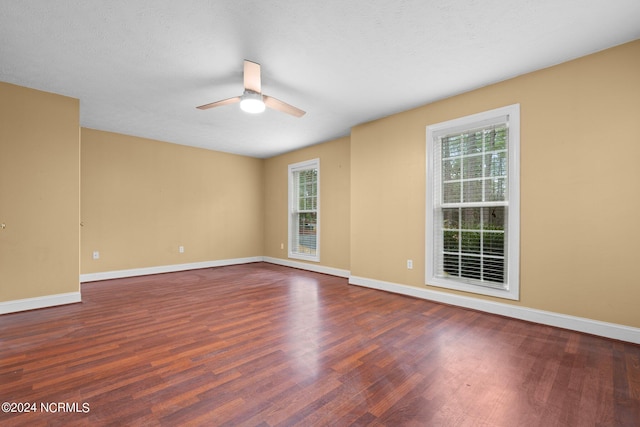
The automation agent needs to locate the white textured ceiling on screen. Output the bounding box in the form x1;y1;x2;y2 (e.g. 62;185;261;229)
1;1;639;158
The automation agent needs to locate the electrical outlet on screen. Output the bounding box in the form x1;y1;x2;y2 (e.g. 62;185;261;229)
179;246;184;253
407;259;413;269
93;251;100;260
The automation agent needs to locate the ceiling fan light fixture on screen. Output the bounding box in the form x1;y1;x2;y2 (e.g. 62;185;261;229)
240;91;265;114
197;61;304;117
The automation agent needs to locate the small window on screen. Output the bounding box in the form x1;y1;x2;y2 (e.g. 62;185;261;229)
288;159;320;262
426;105;520;300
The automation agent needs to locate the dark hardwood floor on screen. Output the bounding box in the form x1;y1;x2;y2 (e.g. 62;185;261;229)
1;262;639;426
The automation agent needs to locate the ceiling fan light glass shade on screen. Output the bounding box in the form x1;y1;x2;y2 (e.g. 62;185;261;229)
240;91;265;114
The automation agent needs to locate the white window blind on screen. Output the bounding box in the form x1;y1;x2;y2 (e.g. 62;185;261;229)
427;105;519;300
288;159;320;261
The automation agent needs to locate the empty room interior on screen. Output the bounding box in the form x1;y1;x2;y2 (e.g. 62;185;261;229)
1;1;640;426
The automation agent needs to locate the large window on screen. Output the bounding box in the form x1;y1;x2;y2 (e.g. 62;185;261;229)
426;105;520;300
288;158;320;262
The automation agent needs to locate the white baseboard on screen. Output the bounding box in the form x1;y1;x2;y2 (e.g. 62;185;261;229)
80;256;349;283
262;256;350;278
80;257;263;282
349;275;640;345
0;292;81;315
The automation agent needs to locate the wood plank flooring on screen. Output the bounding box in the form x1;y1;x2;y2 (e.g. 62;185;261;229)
1;262;639;426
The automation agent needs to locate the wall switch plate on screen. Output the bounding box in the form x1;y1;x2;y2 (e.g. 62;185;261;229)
179;246;184;253
93;251;100;260
280;243;284;250
407;259;413;269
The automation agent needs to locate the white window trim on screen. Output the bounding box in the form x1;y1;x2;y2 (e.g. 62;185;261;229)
426;104;520;300
288;158;320;262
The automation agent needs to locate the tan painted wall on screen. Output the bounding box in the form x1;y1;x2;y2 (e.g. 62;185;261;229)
81;129;264;273
351;40;640;327
263;137;350;271
3;40;638;330
0;82;80;301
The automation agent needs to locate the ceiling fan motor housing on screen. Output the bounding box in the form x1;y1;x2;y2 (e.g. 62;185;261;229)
240;90;265;113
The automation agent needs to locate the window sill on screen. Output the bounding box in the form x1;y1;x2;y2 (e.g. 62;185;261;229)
426;275;519;301
288;253;320;263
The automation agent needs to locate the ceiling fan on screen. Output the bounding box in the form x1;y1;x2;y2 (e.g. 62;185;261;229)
197;60;306;117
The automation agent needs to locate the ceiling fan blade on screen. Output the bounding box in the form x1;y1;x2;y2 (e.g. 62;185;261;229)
263;95;306;117
196;96;241;110
244;60;261;93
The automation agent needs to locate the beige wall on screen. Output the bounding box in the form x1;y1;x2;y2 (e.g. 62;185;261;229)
81;129;264;273
351;40;640;327
3;40;639;331
263;137;350;271
0;82;80;301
